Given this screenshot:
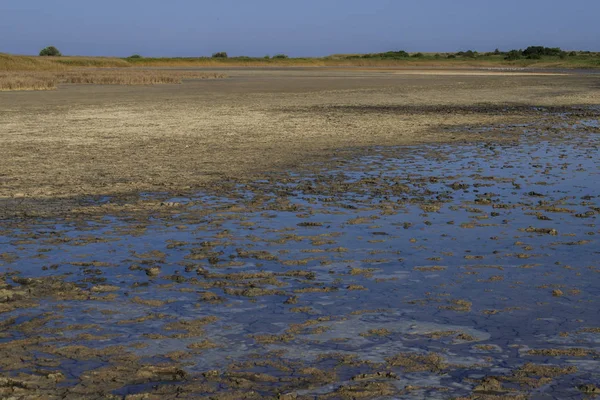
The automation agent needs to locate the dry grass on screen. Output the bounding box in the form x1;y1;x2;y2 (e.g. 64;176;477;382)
0;69;226;91
1;54;208;91
127;56;600;69
0;54;66;71
3;52;599;77
0;72;58;91
0;53;130;71
59;70;226;85
48;57;132;68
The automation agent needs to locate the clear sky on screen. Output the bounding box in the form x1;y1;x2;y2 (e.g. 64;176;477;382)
2;0;598;57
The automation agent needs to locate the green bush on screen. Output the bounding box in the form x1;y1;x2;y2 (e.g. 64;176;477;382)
272;54;288;59
505;50;522;61
39;46;62;56
411;52;424;58
360;50;409;59
212;52;228;58
128;54;143;59
381;50;409;58
523;46;562;58
569;51;577;57
447;54;456;59
458;50;477;58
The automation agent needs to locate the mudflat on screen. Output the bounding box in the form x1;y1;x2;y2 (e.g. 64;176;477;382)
1;68;600;399
1;68;599;214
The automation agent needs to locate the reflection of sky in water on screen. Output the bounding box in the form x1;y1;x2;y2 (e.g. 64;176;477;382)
1;127;599;397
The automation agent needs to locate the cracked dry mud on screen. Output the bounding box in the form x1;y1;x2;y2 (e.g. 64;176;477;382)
0;68;599;399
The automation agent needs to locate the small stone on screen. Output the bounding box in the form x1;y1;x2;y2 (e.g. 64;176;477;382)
579;384;600;394
146;267;161;277
91;285;120;293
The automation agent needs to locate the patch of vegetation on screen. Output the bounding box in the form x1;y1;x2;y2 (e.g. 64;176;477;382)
457;50;477;58
356;50;410;60
523;46;562;57
212;52;228;58
272;54;289;59
503;46;572;61
39;46;62;57
505;50;522;61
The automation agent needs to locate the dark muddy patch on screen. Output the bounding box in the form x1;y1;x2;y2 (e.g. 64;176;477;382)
0;113;599;398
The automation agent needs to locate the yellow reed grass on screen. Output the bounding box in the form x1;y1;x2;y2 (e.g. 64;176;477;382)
0;72;58;91
0;69;226;91
58;70;225;85
0;53;131;71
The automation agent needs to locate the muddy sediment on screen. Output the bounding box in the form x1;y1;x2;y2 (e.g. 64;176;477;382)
0;69;599;398
1;68;600;217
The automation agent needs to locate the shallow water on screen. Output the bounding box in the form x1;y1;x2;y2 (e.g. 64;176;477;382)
1;125;599;398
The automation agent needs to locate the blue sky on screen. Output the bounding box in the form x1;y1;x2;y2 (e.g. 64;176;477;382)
2;0;598;57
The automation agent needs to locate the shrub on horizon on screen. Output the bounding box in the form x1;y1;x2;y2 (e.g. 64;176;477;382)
523;46;562;58
272;54;289;59
212;52;228;58
128;54;143;59
39;46;62;56
380;50;409;58
505;50;522;61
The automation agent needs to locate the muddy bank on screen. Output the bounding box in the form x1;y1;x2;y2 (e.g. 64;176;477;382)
1;110;599;398
1;69;600;218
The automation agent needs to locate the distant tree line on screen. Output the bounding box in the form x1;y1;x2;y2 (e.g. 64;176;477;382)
350;50;424;59
37;44;595;62
342;46;589;61
503;46;571;60
448;46;578;60
209;52;289;59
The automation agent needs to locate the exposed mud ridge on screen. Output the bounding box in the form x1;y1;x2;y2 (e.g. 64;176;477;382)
297;103;600;117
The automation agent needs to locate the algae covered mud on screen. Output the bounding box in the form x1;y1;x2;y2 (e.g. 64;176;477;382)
1;110;599;399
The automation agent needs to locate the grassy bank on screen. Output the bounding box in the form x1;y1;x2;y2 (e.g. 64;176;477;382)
4;52;600;71
0;69;226;91
0;53;130;71
2;51;599;91
127;53;600;69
